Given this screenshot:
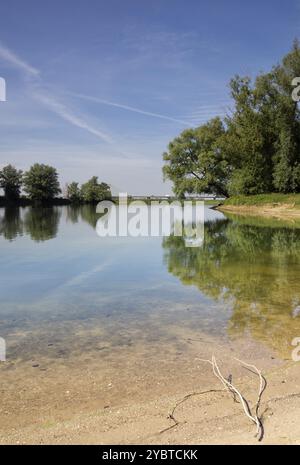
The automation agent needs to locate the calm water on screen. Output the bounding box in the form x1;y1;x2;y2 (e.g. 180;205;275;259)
0;204;300;362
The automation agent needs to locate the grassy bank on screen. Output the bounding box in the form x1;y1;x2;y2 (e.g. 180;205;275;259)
218;194;300;220
223;193;300;207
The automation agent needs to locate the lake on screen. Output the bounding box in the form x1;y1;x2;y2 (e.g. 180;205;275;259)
1;204;300;438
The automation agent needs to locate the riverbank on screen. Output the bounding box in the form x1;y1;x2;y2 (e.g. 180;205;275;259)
1;328;299;445
217;194;300;220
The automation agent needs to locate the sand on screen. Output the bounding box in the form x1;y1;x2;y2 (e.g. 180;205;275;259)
1;331;299;445
218;203;300;220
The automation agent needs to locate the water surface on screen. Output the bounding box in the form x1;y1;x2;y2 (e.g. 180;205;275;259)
0;204;299;363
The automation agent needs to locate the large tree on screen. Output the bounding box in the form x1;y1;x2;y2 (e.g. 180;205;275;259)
267;40;300;192
163;117;229;197
163;41;300;197
222;76;275;195
0;164;23;201
81;177;111;203
23;164;61;201
223;40;300;195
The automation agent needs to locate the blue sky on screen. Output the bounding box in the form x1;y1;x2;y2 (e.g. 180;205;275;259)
0;0;299;194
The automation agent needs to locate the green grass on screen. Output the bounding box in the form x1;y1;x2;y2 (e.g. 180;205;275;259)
224;211;300;228
223;193;300;207
204;199;220;205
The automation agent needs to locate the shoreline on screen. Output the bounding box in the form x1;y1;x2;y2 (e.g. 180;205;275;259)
218;203;300;220
1;329;300;445
1;359;300;445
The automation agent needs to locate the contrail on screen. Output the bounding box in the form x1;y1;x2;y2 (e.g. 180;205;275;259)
0;42;39;76
34;93;113;143
71;92;192;126
0;41;112;143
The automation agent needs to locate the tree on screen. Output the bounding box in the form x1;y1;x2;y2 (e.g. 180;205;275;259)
163;118;229;197
268;40;300;192
163;41;300;197
224;40;300;195
23;164;61;201
81;177;111;203
0;164;23;201
66;182;82;203
221;76;275;195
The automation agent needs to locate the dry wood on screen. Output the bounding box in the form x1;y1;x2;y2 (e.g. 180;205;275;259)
200;356;266;441
160;355;266;441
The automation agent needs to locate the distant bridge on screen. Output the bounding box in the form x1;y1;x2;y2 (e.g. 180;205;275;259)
111;194;223;201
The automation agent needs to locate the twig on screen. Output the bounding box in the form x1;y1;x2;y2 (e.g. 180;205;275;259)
234;358;267;441
159;389;223;434
200;356;265;441
160;356;266;441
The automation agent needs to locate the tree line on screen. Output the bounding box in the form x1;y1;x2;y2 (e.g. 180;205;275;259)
163;41;300;198
0;163;111;203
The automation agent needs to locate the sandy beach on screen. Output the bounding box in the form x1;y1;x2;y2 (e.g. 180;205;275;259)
218;204;300;220
1;329;299;445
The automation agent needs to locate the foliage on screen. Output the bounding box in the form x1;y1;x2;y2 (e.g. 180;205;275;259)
66;182;82;203
163;41;300;197
23;164;61;201
223;193;300;206
0;163;111;205
163;118;229;198
0;164;23;201
81;176;111;203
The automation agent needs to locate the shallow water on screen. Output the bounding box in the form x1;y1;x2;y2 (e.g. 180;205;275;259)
0;204;299;364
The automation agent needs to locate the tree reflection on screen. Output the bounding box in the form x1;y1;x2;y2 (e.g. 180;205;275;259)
163;217;300;356
66;205;81;224
0;207;23;241
79;204;99;228
23;207;61;242
0;205;100;242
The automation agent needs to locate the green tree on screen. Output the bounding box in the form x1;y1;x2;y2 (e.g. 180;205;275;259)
268;40;300;192
223;76;275;195
0;164;23;201
163;41;300;197
81;177;111;203
23;164;61;201
224;40;300;195
163;118;229;197
66;182;82;203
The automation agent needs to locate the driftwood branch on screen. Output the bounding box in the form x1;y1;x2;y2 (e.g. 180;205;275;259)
199;356;266;441
160;356;266;441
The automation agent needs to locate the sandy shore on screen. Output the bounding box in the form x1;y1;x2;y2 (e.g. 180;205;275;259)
218;203;300;220
1;332;299;445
